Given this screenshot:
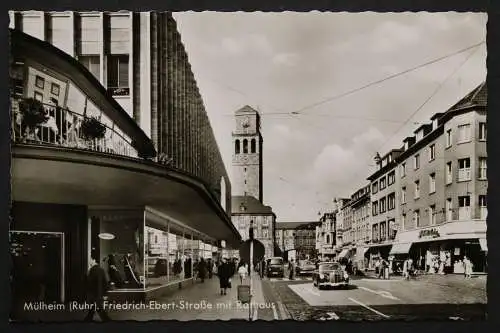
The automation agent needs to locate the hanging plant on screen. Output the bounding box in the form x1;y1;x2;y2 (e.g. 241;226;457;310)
81;116;106;140
18;98;48;128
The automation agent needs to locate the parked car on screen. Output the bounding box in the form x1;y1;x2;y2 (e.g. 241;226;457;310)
296;260;316;275
313;262;349;289
267;257;284;278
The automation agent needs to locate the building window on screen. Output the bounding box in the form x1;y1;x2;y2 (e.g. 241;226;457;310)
372;201;378;216
458;124;471;143
429;144;435;161
458;196;471;220
262;228;269;238
414;210;420;227
429;173;436;194
414;180;420;199
251;139;256;153
446;129;452;148
388;193;395;210
402;214;407;230
479;122;487;141
34;91;43;102
478;157;487;180
400;163;406;177
243;139;248;153
429;205;436;225
446;162;453;184
458;158;471;181
372;182;378;194
479;195;487;219
107;55;129;89
379;177;386;190
388;171;395;185
414;154;420;170
79;55;101;80
401;187;406;204
235;140;240;154
379;197;386;213
446;198;453;221
35;75;45;89
50;83;60;96
380;222;387;241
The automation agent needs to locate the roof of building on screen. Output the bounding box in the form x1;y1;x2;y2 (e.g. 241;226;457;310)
275;221;321;230
235;105;259;115
448;82;487;111
231;195;274;214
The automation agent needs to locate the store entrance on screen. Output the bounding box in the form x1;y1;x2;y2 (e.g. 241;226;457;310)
10;231;64;304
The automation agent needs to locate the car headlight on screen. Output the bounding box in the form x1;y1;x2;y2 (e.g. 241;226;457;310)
343;271;349;279
319;273;325;279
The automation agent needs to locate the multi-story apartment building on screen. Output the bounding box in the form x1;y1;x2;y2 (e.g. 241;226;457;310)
315;212;336;259
366;149;402;268
392;82;487;273
276;221;320;261
338;185;371;269
334;198;351;250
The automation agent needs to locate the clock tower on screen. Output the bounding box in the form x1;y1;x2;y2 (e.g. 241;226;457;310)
232;105;263;202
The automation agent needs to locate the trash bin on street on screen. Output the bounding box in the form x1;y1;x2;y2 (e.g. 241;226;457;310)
384;267;389;279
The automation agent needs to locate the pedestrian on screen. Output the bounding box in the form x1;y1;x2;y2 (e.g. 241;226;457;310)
261;259;266;278
402;258;409;280
207;259;213;279
198;258;207;283
463;256;473;278
84;257;111;322
218;258;231;295
288;259;296;280
238;261;248;284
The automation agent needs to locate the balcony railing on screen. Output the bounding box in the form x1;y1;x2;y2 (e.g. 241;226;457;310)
458;168;471;182
11;98;138;158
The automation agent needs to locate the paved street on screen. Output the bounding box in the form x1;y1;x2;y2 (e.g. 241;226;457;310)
263;269;486;321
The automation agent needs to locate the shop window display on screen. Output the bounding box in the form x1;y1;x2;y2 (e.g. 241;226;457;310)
89;211;145;290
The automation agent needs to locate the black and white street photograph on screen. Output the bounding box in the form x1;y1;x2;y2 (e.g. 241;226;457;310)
8;10;487;322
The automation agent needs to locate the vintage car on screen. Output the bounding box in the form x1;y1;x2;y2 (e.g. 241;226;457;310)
295;260;316;275
266;257;285;278
312;262;349;289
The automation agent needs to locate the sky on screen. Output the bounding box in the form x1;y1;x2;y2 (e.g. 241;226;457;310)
172;12;487;222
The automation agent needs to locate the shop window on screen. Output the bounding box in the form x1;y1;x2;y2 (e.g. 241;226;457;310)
458;158;471;181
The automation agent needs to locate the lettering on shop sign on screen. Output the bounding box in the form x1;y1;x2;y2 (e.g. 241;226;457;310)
418;228;440;239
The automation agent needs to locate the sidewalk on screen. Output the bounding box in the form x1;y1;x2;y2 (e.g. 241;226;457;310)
110;273;267;321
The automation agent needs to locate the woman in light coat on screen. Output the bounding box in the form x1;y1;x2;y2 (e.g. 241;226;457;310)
238;262;248;284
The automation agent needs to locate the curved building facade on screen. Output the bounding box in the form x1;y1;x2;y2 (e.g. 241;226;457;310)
9;26;240;319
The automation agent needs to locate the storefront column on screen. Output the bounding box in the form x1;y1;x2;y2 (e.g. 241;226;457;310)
191;232;194;278
166;222;170;282
181;228;185;277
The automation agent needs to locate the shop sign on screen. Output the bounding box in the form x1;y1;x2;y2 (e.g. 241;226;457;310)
418;228;440;239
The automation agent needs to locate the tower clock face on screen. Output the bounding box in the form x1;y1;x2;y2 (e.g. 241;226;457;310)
242;117;250;128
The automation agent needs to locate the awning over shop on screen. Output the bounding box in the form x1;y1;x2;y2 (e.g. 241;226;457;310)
479;238;488;252
390;242;412;255
338;249;350;258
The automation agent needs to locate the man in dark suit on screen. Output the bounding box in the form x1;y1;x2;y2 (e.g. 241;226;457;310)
84;257;111;321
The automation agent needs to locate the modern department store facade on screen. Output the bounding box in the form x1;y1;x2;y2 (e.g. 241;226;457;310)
9;29;241;314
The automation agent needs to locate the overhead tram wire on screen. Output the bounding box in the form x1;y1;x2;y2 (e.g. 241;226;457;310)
356;43;483;178
266;40;485;117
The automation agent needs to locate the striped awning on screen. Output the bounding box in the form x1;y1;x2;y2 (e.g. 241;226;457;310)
390;242;412;255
